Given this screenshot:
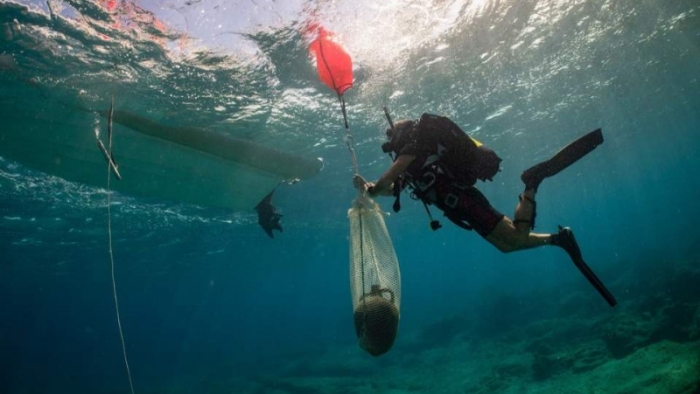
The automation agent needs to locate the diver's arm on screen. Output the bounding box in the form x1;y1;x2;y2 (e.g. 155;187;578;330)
368;154;415;197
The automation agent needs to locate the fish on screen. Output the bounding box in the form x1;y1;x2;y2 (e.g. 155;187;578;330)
255;189;283;238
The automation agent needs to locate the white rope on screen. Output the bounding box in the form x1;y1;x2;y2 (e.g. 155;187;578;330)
106;165;135;394
103;97;135;394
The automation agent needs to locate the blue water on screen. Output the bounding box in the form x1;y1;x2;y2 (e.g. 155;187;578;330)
2;0;700;393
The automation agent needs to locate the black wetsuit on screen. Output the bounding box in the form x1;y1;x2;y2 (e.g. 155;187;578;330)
393;116;504;237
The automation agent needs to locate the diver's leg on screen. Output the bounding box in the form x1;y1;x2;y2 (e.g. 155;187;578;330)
486;188;551;252
489;216;617;306
438;185;562;253
513;188;537;231
441;185;549;252
488;189;585;258
485;216;551;253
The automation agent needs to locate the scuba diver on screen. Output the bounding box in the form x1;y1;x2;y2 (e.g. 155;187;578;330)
354;112;617;306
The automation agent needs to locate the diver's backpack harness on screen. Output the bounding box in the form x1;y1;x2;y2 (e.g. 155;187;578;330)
383;111;502;231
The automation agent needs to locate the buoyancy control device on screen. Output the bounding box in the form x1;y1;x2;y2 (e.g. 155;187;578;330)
383;113;502;185
382;111;502;230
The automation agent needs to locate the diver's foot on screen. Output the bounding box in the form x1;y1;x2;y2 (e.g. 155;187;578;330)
521;162;549;192
550;226;582;261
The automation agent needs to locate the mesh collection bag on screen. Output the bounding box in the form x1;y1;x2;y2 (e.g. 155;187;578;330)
348;194;401;356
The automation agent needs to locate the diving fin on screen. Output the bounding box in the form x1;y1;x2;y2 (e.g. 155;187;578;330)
522;128;603;191
552;226;617;307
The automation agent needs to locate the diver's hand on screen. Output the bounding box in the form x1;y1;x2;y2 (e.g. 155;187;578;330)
353;175;374;193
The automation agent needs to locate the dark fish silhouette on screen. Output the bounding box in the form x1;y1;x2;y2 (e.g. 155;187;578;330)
255;190;283;238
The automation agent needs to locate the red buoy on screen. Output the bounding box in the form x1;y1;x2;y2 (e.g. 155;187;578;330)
309;27;353;96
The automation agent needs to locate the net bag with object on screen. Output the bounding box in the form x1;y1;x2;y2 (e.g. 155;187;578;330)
348;194;401;356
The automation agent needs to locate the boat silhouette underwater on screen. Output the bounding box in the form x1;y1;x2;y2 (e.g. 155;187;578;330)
0;99;323;211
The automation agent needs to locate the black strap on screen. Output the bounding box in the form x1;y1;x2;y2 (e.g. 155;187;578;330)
517;194;537;229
